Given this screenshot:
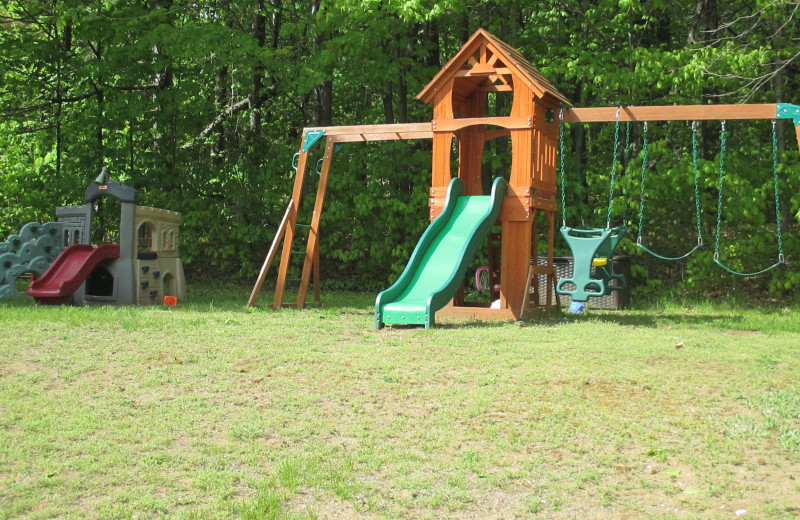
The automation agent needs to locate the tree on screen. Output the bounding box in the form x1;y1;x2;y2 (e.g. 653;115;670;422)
1;0;797;298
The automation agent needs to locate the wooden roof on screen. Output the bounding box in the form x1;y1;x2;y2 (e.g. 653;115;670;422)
417;29;570;106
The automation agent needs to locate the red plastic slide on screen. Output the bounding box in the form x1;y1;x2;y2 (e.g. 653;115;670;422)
28;244;120;304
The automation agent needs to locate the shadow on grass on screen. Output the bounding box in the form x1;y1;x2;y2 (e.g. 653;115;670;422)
526;309;744;329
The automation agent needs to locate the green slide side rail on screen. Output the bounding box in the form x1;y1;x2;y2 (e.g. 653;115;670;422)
375;177;507;329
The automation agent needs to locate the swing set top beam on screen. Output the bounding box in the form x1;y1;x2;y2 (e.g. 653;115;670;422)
295;103;800;147
300;122;433;143
562;103;800;123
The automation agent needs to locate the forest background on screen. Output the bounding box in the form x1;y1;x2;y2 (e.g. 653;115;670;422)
1;0;799;301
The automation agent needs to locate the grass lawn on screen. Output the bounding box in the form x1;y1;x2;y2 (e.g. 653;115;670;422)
1;283;799;519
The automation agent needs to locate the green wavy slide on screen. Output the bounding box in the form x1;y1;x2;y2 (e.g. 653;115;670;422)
375;176;507;329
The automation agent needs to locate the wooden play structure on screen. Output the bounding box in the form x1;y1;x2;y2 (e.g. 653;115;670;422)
248;29;800;326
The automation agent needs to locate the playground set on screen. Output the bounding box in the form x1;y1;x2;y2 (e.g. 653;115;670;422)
244;29;800;328
3;171;187;306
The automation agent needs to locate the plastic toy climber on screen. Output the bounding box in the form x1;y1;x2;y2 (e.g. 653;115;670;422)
28;169;186;305
0;222;63;298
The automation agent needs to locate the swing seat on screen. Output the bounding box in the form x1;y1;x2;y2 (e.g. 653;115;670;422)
557;226;628;302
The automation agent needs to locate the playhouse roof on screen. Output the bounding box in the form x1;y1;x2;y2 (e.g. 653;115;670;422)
417;29;570;106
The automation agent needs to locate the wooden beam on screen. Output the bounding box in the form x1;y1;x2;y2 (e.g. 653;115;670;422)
484;129;511;140
436;305;517;322
432;116;532;133
302;122;432;140
327;131;433;143
454;67;513;77
246;199;293;308
794;124;800;152
563;104;778;123
478;84;514;94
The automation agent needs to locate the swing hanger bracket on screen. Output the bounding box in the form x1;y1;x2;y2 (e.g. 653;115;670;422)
776;103;800;126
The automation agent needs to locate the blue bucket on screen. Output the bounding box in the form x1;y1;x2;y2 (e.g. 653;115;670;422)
568;301;585;314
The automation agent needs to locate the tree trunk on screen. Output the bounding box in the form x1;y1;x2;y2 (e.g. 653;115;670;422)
250;0;266;136
271;0;281;49
422;21;439;69
151;0;176;185
396;36;408;124
311;0;332;127
382;79;394;124
55;21;71;179
688;0;718;45
214;66;228;166
96;47;104;176
459;11;469;44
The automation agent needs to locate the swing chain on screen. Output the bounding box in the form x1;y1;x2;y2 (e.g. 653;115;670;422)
637;121;704;261
714;120;727;261
715;120;784;272
771;119;785;262
622;121;633;223
636;121;649;244
559;108;567;228
607;105;622;229
691;121;703;245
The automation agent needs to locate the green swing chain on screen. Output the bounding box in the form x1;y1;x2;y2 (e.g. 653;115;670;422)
772;120;785;261
636;121;704;260
692;122;703;243
559;108;567;228
606;106;622;229
714;120;784;276
558;107;588;227
636;121;650;239
621;121;633;223
714;120;727;259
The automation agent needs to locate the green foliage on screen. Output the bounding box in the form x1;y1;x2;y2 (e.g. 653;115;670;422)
1;0;798;298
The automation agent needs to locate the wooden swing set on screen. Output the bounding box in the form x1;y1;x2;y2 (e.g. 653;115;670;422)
248;28;800;324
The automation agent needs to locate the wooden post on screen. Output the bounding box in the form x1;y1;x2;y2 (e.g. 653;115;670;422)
246;199;293;307
273;145;310;309
297;138;334;308
794;124;800;153
430;84;455;219
500;77;535;317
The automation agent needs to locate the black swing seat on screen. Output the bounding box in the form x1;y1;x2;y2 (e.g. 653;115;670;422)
556;226;628;302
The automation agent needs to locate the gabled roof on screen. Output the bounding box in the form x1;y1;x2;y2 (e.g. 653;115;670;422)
417;28;570;106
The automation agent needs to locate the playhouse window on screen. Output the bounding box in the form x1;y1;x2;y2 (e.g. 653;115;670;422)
137;222;153;252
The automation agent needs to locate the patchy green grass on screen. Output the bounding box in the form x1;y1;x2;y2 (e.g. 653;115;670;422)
1;284;799;519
